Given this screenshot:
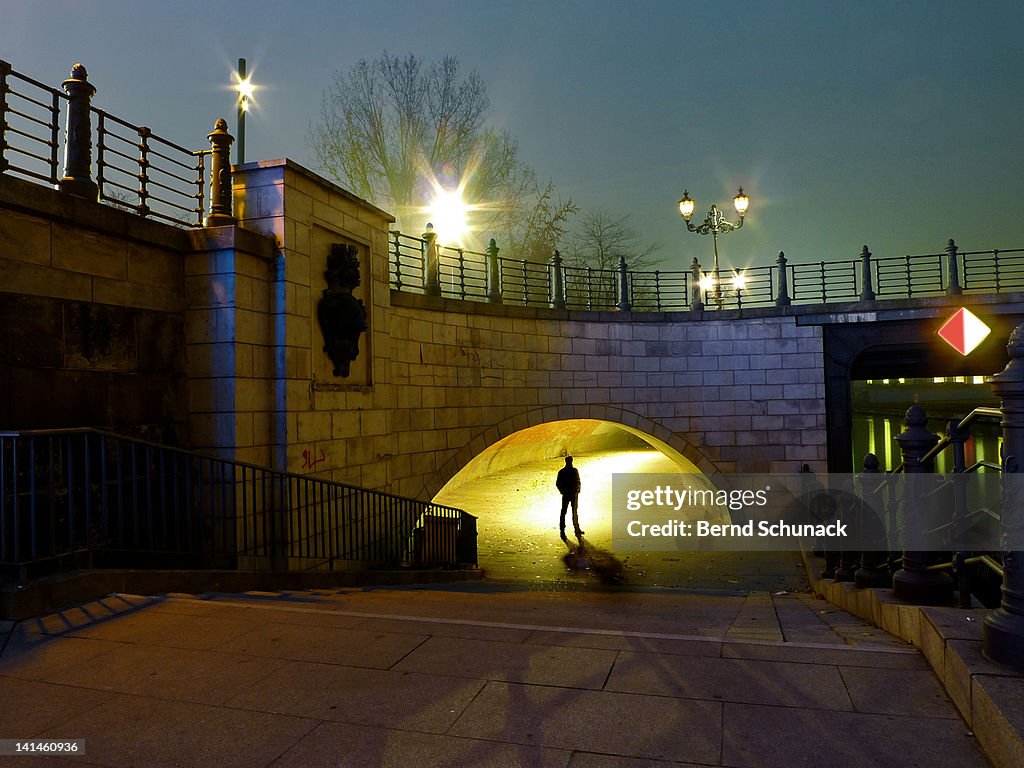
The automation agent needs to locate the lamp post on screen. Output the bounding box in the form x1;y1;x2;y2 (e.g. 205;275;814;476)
678;187;750;306
234;58;255;165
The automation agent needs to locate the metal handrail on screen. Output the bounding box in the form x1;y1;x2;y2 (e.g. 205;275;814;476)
388;230;1024;312
0;428;474;580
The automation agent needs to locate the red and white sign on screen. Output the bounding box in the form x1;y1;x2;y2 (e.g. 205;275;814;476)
937;307;991;356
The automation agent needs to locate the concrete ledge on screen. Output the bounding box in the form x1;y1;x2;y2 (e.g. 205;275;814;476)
805;553;1024;768
0;567;483;621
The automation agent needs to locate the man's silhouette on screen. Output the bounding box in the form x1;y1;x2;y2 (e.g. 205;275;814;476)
556;456;584;539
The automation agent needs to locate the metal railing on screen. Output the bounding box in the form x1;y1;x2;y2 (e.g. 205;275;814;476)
838;405;1005;607
0;429;475;581
0;59;209;227
390;231;1024;312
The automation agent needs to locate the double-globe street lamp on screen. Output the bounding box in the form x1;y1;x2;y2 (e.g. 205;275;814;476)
678;187;750;306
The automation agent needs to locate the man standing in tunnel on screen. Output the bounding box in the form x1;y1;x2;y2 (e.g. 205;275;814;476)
556;456;584;540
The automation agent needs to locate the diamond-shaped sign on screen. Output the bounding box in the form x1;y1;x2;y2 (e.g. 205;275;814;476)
937;307;991;356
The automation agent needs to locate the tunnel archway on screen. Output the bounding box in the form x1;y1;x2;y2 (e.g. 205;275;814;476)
425;403;724;501
431;415;723;586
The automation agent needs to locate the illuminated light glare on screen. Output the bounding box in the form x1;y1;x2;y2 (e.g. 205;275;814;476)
937;307;992;356
731;271;747;291
698;275;716;292
678;191;695;221
428;187;471;244
733;187;750;216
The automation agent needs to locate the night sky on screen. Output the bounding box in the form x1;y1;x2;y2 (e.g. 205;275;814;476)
3;0;1022;273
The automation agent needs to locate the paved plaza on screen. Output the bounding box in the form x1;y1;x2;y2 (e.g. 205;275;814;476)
0;582;992;767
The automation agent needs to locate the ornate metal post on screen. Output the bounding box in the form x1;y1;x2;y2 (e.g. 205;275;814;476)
859;245;876;301
893;404;954;604
486;238;502;304
550;250;566;310
947;417;973;608
775;251;791;307
946;238;963;296
690;258;703;311
983;323;1024;669
423;224;441;296
855;453;892;587
59;63;98;199
204;119;236;227
617;255;631;312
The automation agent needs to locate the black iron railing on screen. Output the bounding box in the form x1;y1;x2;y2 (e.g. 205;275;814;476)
0;59;207;227
0;429;475;581
390;231;1024;312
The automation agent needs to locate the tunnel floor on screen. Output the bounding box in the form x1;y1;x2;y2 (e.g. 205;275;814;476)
434;449;810;594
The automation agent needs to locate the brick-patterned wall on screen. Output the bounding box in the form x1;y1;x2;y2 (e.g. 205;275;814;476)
0;176;190;439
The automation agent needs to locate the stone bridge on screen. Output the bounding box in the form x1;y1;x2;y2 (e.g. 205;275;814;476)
3;159;1024;504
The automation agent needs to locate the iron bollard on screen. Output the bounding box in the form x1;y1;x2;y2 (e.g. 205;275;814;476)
617;255;631;312
983;323;1024;669
59;63;98;199
205;118;236;227
423;224;441;296
945;239;963;296
775;251;791;306
859;245;876;302
893;404;954;604
486;238;502;304
550;250;566;310
690;258;703;311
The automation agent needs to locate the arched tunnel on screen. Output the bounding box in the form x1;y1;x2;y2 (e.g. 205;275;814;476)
433;419;808;592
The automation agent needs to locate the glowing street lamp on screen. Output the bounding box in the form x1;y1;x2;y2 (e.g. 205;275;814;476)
233;58;255;165
678;187;750;306
427;186;471;245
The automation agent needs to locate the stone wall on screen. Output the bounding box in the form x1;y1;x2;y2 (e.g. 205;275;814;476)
0;175;190;439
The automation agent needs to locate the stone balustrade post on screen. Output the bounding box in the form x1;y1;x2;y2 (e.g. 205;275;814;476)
690;258;704;311
204;118;236;227
423;224;441;296
775;251;791;307
550;250;566;310
854;453;892;587
946;238;963;296
893;404;954;604
486;238;502;304
859;245;876;301
59;63;98;199
617;255;631;312
983;323;1024;669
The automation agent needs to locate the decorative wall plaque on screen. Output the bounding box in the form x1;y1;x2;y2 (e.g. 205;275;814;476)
316;243;367;377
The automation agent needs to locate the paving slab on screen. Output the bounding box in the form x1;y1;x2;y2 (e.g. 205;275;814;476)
65;610;259;650
524;628;723;657
838;665;960;718
224;659;485;734
394;635;618;688
449;680;722;764
270;721;572;768
213;622;429;668
607;652;853;710
721;702;990;768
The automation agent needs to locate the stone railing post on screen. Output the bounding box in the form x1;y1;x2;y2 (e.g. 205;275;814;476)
486;238;502;304
550;250;566;310
983;323;1024;669
946;238;963;296
690;258;703;311
854;453;891;587
617;255;631;312
59;63;98;199
859;245;876;301
204;118;236;226
893;403;954;604
423;224;441;296
775;251;791;307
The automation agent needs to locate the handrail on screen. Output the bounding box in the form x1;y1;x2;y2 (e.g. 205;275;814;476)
389;229;1024;313
1;428;474;580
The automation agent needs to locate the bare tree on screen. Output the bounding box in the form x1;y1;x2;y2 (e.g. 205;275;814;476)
565;210;660;271
310;52;572;259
